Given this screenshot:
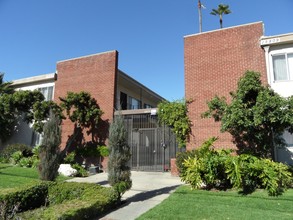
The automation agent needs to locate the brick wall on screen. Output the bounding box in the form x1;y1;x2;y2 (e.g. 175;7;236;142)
54;51;118;149
184;22;267;151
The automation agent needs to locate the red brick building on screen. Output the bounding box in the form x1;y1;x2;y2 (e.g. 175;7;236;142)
184;22;267;150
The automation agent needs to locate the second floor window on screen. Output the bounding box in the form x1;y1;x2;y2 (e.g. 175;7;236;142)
129;97;141;109
38;86;53;101
272;53;293;81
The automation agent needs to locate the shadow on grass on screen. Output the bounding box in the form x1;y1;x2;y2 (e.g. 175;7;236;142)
0;172;37;179
97;185;181;219
0;165;13;170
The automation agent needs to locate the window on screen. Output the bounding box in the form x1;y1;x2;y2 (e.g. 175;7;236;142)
120;92;128;110
38;86;53;101
272;53;293;81
144;103;153;109
129;97;141;109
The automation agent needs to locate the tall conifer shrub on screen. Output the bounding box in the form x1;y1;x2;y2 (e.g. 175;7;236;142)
38;110;61;181
108;114;132;198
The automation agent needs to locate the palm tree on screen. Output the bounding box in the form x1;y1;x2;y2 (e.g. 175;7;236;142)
210;4;231;29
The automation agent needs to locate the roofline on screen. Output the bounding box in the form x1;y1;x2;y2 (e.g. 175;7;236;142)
260;32;293;46
118;69;165;101
57;50;118;64
12;73;56;87
184;21;263;38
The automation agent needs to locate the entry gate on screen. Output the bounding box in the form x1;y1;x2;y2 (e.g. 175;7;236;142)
123;114;182;172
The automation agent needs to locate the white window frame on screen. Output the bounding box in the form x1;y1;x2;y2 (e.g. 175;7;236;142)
269;47;293;82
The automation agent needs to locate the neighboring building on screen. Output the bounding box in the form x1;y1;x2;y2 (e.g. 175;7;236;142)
261;33;293;162
184;21;293;164
6;73;56;147
7;50;180;171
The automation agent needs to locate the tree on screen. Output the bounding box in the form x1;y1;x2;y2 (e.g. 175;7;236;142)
203;71;293;159
158;99;191;147
59;91;103;137
0;73;63;144
38;110;61;181
210;4;231;28
107;113;132;199
59;91;103;152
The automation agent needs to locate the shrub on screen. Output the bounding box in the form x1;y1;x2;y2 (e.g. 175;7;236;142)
18;182;119;220
71;163;89;177
0;182;50;219
38;110;61;181
63;152;76;164
180;138;292;196
0;143;32;163
9;151;23;165
98;145;109;157
108;114;132;198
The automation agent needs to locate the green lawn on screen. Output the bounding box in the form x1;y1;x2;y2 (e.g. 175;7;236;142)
138;185;293;220
0;163;69;189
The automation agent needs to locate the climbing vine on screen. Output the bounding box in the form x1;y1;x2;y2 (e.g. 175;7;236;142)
158;99;191;147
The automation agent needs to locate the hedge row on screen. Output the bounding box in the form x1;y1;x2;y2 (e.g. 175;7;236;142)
0;182;119;220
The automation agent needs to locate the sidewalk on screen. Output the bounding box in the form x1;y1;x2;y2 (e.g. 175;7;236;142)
68;171;183;220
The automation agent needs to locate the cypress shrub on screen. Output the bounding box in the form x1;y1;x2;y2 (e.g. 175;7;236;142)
107;114;132;198
38;110;61;181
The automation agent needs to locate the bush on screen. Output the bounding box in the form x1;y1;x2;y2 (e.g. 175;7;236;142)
71;164;89;177
108;114;132;198
18;182;119;220
9;151;23;165
0;182;50;219
98;145;109;157
0;143;32;163
38;110;61;181
180;138;293;196
63;152;76;164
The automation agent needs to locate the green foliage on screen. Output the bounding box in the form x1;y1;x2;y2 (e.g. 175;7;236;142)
71;164;89;177
18;182;119;220
179;138;292;196
158;99;191;147
32;100;64;133
76;142;100;158
9;151;23;165
60;91;103;129
0;144;32;163
0;182;50;219
0;89;45;142
203;71;293;159
210;4;232;28
63;152;76;164
38;110;61;181
108;114;132;198
98;145;109;157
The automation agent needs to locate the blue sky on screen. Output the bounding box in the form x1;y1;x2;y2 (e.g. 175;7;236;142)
1;0;293;101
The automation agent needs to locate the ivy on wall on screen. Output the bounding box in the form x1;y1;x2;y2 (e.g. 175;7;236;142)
158;99;191;147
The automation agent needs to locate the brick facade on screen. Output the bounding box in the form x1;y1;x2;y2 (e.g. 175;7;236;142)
184;22;267;151
54;51;118;149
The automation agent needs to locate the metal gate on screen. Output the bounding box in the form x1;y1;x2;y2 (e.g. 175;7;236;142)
123;114;182;172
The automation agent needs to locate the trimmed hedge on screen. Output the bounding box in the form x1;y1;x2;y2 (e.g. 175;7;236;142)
0;182;50;219
17;182;119;220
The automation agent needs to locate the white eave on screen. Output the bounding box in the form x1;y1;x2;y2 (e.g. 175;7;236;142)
12;73;57;87
260;33;293;47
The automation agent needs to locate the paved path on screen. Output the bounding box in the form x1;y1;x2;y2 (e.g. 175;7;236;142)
68;171;183;220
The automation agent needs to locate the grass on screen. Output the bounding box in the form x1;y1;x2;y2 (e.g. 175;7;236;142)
138;185;293;220
0;163;70;189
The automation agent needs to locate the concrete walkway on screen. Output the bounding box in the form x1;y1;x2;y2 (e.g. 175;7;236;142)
68;171;183;220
